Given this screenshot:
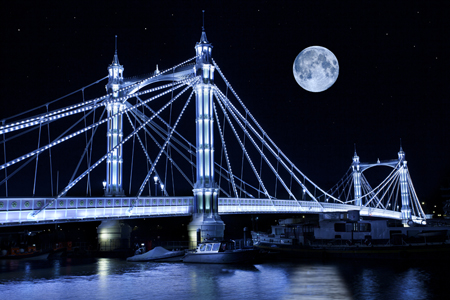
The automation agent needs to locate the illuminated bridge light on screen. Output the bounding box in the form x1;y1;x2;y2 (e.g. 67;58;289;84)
0;46;426;225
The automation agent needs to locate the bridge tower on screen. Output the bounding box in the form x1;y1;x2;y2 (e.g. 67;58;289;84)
352;149;362;206
98;37;128;251
398;146;412;225
187;28;225;247
104;36;125;197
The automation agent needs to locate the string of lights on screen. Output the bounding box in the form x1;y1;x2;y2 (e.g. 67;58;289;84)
0;78;195;172
29;79;197;217
215;89;298;201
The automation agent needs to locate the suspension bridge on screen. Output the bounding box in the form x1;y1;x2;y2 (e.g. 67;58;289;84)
0;28;426;240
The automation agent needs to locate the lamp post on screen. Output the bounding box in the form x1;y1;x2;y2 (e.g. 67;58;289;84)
102;180;107;196
160;183;164;196
153;176;158;197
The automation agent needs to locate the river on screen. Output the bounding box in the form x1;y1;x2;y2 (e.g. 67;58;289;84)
0;257;447;300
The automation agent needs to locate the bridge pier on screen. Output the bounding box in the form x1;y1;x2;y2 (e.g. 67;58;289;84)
97;220;131;252
188;214;225;248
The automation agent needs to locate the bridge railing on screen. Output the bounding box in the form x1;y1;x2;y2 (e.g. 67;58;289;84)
0;197;193;225
219;198;327;213
0;196;407;226
218;198;403;220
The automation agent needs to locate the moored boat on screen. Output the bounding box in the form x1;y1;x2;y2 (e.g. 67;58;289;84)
183;240;258;264
127;246;185;262
252;211;450;260
0;246;44;259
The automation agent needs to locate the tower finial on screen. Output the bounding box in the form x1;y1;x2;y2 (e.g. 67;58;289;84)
202;10;205;31
354;143;357;156
398;138;405;160
110;35;121;67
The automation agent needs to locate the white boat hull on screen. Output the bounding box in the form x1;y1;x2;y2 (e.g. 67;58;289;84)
183;249;257;264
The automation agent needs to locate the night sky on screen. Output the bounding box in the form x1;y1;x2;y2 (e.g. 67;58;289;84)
1;1;449;208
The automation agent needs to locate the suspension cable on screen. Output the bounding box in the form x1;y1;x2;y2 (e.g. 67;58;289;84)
46;105;54;197
28;79;196;217
215;88;298;201
213;101;238;198
32;116;43;196
135;87;196;200
2;120;8;197
214;89;271;199
1;76;108;123
1;80;191;171
214;59;329;203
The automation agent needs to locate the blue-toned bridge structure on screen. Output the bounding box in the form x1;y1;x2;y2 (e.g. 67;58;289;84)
0;29;426;241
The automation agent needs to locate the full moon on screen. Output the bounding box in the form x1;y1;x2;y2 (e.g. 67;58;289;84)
293;46;339;92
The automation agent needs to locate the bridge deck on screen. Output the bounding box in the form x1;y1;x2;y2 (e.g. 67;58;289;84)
0;197;412;227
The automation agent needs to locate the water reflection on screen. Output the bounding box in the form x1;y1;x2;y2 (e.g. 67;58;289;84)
185;264;260;299
287;264;352;300
388;268;430;300
53;260;60;278
97;258;110;295
0;258;446;300
97;258;110;277
338;261;437;300
357;269;380;300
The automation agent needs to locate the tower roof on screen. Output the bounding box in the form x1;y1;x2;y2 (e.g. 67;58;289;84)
111;51;120;66
199;30;209;44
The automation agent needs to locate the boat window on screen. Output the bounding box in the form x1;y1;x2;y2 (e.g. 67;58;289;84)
387;220;403;227
334;223;346;232
334;222;371;232
359;223;371;232
302;225;314;233
346;223;354;232
199;244;206;251
212;243;220;251
275;228;284;235
206;244;212;251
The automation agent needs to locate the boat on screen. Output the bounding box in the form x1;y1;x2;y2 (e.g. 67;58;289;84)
251;211;450;260
1;241;70;260
182;240;258;264
0;246;44;259
127;246;185;262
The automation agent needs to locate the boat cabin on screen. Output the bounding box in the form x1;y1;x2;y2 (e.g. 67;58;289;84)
195;241;235;253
